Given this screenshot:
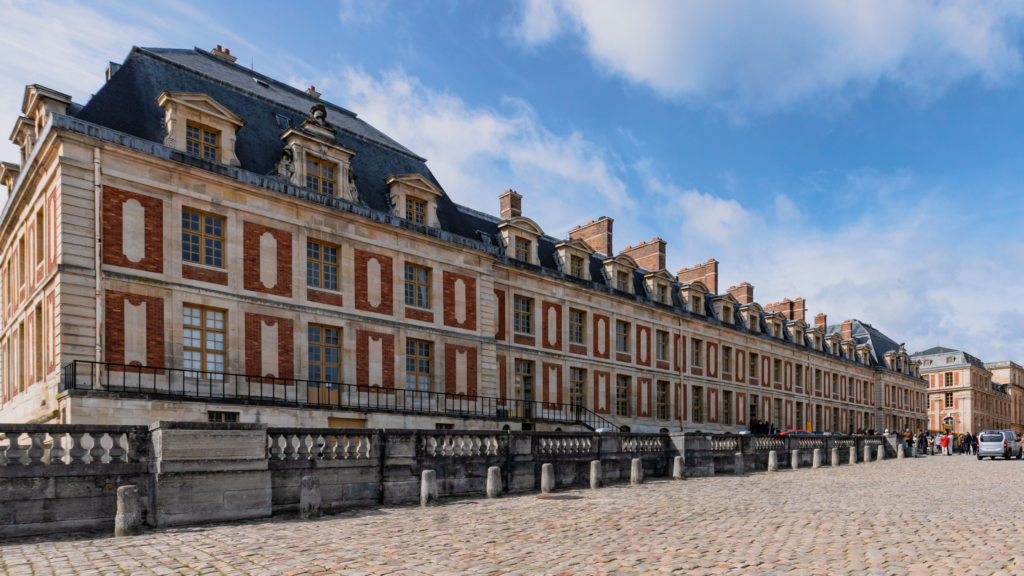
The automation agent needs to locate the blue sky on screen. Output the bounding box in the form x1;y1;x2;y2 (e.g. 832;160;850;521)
3;0;1024;361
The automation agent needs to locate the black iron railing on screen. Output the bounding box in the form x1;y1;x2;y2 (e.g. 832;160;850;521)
60;360;620;431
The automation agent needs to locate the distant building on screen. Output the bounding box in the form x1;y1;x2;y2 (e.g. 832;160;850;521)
915;347;1018;434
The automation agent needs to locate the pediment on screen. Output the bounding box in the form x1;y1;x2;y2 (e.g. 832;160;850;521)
644;269;675;283
157;92;246;128
713;292;739;305
500;216;545;236
385;173;444;199
679;280;709;295
555;237;596;255
603;253;638;270
739;302;764;315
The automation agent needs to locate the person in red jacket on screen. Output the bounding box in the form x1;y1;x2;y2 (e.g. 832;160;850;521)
940;432;950;456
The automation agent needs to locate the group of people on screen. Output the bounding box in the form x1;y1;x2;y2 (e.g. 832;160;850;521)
910;430;977;455
749;419;778;435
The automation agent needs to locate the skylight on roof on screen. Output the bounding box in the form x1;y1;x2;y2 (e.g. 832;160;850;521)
254;77;269;88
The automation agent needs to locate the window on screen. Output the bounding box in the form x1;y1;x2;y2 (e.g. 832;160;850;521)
848;377;854;398
656;285;667;304
515;360;533;403
863;382;869;401
722;346;732;373
306;241;339;291
183;306;225;377
435;423;454;430
815;369;822;392
750;394;758;421
405;198;425;224
656;331;668;361
305;157;336;196
403;264;430;308
945;392;953;408
34;303;42;381
616;321;629;353
18;237;24;287
208;411;239;423
773;359;781;383
182;210;224;268
692;386;703;423
616;271;629;292
406;340;432;397
832;374;838;396
515;238;530;261
570;255;583;278
657;381;669;420
722;390;732;425
723;306;732;322
308;325;340;385
691;296;701;313
616;375;630;417
691;338;702;367
570;368;585;406
569;309;585;344
17;321;24;392
186;122;218;161
796;402;804;430
795;364;803;390
944;373;953;387
513;296;532;333
34;209;43;267
750;353;758;379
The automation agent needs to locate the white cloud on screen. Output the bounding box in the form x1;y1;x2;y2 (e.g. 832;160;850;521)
515;0;1024;113
338;0;390;24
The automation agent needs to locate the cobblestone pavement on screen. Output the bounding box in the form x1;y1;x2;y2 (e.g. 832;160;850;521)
4;454;1024;576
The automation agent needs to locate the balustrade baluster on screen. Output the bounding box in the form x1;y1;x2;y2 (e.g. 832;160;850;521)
5;433;24;466
282;434;297;460
89;433;108;464
268;434;283;460
0;433;8;466
68;433;86;464
27;432;46;465
107;433;127;464
48;433;67;465
297;434;311;460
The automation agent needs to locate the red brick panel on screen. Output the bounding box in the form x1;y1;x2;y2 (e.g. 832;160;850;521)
707;342;718;378
784;361;793;392
635;324;651;367
707;387;719;423
46;291;55;375
569;344;587;356
308;289;343;308
243;222;293;297
541;301;562;351
406;307;434;323
840;375;847;401
104;290;165;372
444;344;478;397
244;313;295;380
593;370;611;415
737;392;747;425
355;330;395;393
498;355;508;406
593;314;610;359
616;352;631;364
494;289;506;341
542;362;562;408
183;265;228;286
674;334;681;372
25;311;33;384
637;377;652;417
353;249;393;315
785;399;794;429
442;271;477;330
27;226;34;293
657;360;670;371
102;187;164;273
514;334;536;347
762;355;771;388
735;349;745;384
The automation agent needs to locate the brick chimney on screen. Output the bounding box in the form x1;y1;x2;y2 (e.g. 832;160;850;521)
815;313;828;328
568;216;613;255
764;297;807;321
212;45;237;63
621;237;666;271
306;86;321;98
678;259;719;293
841;319;853;340
499;189;522;220
727;282;754;304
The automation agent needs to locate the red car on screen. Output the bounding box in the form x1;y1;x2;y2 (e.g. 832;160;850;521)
780;430;812;436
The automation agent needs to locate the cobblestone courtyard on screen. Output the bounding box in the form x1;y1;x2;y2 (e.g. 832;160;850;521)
4;455;1024;576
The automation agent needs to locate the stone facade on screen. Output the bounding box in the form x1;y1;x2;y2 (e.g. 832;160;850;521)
0;47;927;432
915;347;1021;434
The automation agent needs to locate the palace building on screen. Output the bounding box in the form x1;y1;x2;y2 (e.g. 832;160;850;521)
0;45;928;432
915;346;1024;434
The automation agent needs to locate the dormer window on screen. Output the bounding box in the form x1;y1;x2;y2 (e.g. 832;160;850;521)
691;296;701;313
570;255;583;278
723;306;731;321
158;92;245;167
515;238;530;261
186;122;219;161
656;284;667;304
306;157;336;196
406;197;426;224
617;271;629;291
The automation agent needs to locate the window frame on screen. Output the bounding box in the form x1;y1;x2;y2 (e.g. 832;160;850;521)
616;271;629;292
513;295;533;334
568;309;585;344
615;321;630;353
403;263;431;309
749;352;758;378
944;391;953;408
570;255;583;278
722;390;732;426
655;330;668;361
773;358;781;383
515;237;530;261
691;338;702;367
656;284;667;304
305;155;337;196
570;368;585;406
795;363;803;389
692;385;704;423
183;305;226;378
405;339;432;398
722;346;732;374
616;375;631;417
185;121;219;161
307;324;341;386
181;208;226;269
306;240;340;291
656;381;669;420
405;197;426;224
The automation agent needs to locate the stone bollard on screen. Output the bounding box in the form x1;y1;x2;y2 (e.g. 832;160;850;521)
541;463;556;494
631;458;644;485
898;444;905;459
812;449;822;468
672;456;685;480
486;466;502;498
831;448;839;467
864;445;871;463
877;444;885;462
734;452;745;475
590;460;602;489
114;485;142;537
299;475;322;519
791;450;800;470
849;446;857;465
767;450;778;472
421;470;439;507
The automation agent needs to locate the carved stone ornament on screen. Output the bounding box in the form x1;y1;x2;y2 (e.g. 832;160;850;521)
308;103;328;127
273;148;295;181
163;136;176;148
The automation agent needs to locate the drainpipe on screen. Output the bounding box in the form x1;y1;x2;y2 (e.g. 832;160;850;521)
93;147;102;363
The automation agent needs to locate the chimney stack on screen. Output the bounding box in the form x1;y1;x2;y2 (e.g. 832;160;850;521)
765;297;807;321
678;259;719;293
499;189;522;220
727;282;754;304
841;319;853;340
306;86;321;98
212;45;237;63
568;216;613;255
815;313;828;328
621;237;667;270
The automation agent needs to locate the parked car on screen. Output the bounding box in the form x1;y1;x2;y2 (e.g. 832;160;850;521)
781;430;811;436
977;430;1022;460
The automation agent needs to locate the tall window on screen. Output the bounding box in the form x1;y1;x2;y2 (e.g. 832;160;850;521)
722;346;732;373
616;271;629;291
34;210;43;268
515;238;530;261
405;198;425;224
657;381;669;420
773;359;781;383
513;296;532;333
404;264;430;308
815;369;822;392
186;122;218;161
569;309;585;344
17;321;24;392
692;386;704;423
406;340;431;397
34;303;42;380
750;394;758;421
832;373;838;396
616;375;630;417
306;241;338;291
18;237;24;288
570;255;583;278
691;338;702;367
183;306;225;377
305;157;336;196
722;390;732;425
796;402;804;429
863;382;869;400
615;321;629;352
656;284;667;304
944;373;953;387
182;210;224;268
308;325;340;384
795;364;803;389
570;368;585;406
750;353;758;378
656;331;668;361
848;377;853;397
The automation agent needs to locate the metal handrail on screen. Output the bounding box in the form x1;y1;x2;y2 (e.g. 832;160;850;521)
60;360;620;431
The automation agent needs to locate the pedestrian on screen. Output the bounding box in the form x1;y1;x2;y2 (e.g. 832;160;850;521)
940;432;950;456
904;428;913;448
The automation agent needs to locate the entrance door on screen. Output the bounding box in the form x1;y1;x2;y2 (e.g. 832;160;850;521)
516;360;534;419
